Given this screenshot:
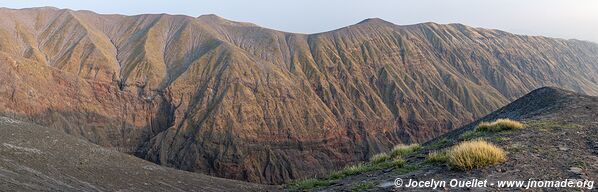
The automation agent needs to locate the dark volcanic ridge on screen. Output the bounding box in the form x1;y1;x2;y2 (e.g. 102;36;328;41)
0;6;597;184
319;87;598;191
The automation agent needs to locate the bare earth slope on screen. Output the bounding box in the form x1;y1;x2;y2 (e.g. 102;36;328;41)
0;116;275;191
1;7;598;184
320;87;598;191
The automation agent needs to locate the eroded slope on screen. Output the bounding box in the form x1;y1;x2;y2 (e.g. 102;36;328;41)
0;116;275;191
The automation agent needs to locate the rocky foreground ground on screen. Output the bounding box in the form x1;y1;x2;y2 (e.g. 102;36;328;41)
0;116;278;192
314;87;598;191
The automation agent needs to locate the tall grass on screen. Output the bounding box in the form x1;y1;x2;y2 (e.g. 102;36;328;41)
390;144;421;158
370;153;390;164
447;140;506;170
477;119;524;132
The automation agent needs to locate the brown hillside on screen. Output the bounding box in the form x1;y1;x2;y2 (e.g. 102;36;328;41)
0;116;275;191
1;7;597;184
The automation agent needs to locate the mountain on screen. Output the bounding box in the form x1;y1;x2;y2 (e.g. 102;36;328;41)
317;87;598;191
0;116;274;191
0;7;597;184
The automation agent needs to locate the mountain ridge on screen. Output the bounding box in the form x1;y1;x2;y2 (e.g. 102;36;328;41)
5;6;598;44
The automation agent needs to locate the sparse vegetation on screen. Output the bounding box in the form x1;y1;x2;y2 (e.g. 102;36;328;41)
370;153;390;163
289;144;417;190
424;138;450;150
288;178;335;190
426;150;449;164
390;144;421;158
476;119;524;132
459;130;482;141
526;120;581;130
391;158;406;167
330;163;374;179
397;165;421;175
351;182;376;192
447;140;507;170
494;137;510;142
331;157;405;180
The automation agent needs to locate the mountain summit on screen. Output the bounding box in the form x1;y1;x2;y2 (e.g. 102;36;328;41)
357;18;395;25
0;7;597;184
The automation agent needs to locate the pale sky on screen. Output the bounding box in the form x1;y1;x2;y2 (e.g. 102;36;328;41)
2;0;598;43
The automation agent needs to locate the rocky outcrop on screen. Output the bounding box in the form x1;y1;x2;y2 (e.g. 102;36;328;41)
0;7;597;184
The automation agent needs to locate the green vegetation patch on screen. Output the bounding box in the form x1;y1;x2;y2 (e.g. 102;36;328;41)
459;130;483;141
426;150;449;164
287;144;423;190
288;178;335;191
424;138;450;150
331;158;405;180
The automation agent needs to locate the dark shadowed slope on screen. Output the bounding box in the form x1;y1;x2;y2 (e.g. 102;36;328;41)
1;7;598;184
0;117;277;191
318;87;598;191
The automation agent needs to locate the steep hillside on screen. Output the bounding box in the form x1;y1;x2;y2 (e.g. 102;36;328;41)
0;116;275;191
316;87;598;191
1;7;598;184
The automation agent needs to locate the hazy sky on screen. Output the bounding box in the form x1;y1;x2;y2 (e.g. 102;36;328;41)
2;0;598;43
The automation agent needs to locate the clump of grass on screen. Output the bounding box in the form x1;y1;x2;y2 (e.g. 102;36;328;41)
330;164;371;179
447;140;507;170
426;150;448;163
390;143;421;158
331;156;406;180
390;157;406;167
370;153;390;164
288;178;334;190
476;119;524;132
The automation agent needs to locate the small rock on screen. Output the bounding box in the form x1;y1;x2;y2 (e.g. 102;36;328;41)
569;167;583;175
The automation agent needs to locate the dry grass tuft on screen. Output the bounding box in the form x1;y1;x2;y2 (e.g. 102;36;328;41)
390;144;421;158
370;153;390;163
426;150;448;163
448;140;506;170
477;119;524;132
